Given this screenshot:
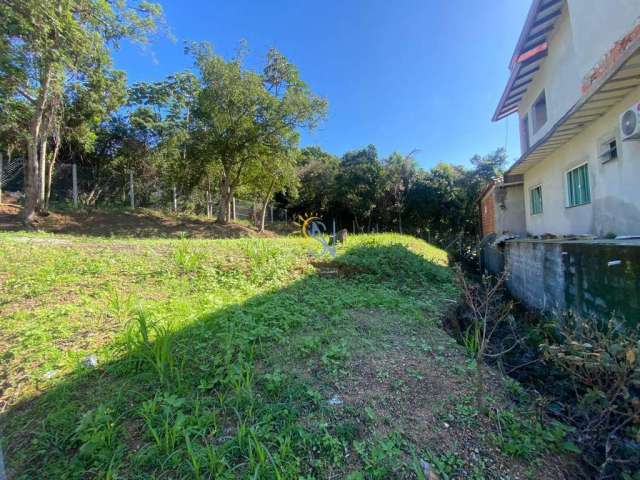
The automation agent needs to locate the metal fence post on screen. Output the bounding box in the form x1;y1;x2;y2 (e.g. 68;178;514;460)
232;197;236;220
332;218;336;244
72;163;78;208
173;185;177;213
129;170;135;209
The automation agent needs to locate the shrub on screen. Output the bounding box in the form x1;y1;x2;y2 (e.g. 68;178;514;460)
491;409;578;457
541;315;640;478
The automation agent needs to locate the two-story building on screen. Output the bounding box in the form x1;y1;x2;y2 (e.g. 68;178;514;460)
486;0;640;238
480;0;640;322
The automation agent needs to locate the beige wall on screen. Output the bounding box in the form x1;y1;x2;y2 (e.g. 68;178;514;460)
523;85;640;236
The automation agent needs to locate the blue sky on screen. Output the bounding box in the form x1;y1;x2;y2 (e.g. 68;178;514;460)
113;0;530;169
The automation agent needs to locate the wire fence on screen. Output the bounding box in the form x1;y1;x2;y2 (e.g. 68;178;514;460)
0;160;290;226
0;156;23;190
233;198;288;224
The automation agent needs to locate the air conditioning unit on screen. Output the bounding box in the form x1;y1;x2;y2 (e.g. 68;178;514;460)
620;102;640;140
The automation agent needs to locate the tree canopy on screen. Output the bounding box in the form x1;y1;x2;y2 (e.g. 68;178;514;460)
0;2;506;247
0;0;163;223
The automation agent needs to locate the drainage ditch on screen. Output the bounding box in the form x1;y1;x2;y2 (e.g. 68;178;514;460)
443;286;640;480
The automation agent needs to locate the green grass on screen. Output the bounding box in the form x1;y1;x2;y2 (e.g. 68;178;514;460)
0;232;568;479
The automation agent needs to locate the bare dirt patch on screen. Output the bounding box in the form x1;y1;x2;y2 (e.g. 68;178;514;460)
301;308;569;479
0;203;275;239
311;260;370;278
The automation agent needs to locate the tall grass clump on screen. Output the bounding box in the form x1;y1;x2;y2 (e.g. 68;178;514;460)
173;239;206;275
121;309;182;387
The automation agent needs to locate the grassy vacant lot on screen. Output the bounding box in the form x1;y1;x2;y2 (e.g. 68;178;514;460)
0;232;569;479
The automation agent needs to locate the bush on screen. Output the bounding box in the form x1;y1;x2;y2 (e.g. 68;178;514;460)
541;315;640;478
491;409;578;457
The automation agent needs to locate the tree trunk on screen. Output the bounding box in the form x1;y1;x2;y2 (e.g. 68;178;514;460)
38;137;47;210
23;137;41;225
206;190;212;217
259;178;276;232
217;176;231;224
22;65;52;225
259;201;269;232
44;135;61;211
172;185;177;213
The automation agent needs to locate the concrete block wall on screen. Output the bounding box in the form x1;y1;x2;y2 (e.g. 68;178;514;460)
504;240;566;312
497;239;640;324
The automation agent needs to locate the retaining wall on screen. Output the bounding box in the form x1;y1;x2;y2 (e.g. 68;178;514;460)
484;239;640;324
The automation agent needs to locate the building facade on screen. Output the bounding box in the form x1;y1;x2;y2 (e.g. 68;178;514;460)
481;0;640;323
479;175;526;238
493;0;640;237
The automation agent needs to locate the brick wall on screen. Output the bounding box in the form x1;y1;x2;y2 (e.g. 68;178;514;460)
480;190;496;237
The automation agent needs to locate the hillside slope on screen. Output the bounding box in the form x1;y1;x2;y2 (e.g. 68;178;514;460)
0;233;568;479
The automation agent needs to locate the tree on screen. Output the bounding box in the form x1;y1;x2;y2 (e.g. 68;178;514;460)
401;149;507;245
127;72;199;209
470;148;507;182
0;0;163;225
457;269;514;415
43;64;127;210
246;149;299;232
292;146;339;215
334;145;383;231
189;43;327;224
379;150;418;233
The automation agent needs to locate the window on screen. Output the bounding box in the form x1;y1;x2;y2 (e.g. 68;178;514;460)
598;136;618;163
530;185;543;215
566;164;591;207
532;90;547;133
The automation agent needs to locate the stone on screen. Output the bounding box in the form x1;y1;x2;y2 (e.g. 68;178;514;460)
419;459;440;480
82;354;98;368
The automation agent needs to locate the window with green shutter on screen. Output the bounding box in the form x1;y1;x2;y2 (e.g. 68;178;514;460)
566;164;591;207
530;185;543;215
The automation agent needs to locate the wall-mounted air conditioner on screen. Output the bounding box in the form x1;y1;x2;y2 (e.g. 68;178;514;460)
620;102;640;141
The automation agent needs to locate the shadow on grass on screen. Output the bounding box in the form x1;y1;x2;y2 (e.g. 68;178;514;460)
1;244;453;479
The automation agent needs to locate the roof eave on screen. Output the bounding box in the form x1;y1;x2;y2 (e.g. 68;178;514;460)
505;37;640;176
492;0;563;121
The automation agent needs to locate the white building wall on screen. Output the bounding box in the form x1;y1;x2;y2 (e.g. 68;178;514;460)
519;10;581;146
567;0;640;81
518;3;640;149
523;85;640;237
